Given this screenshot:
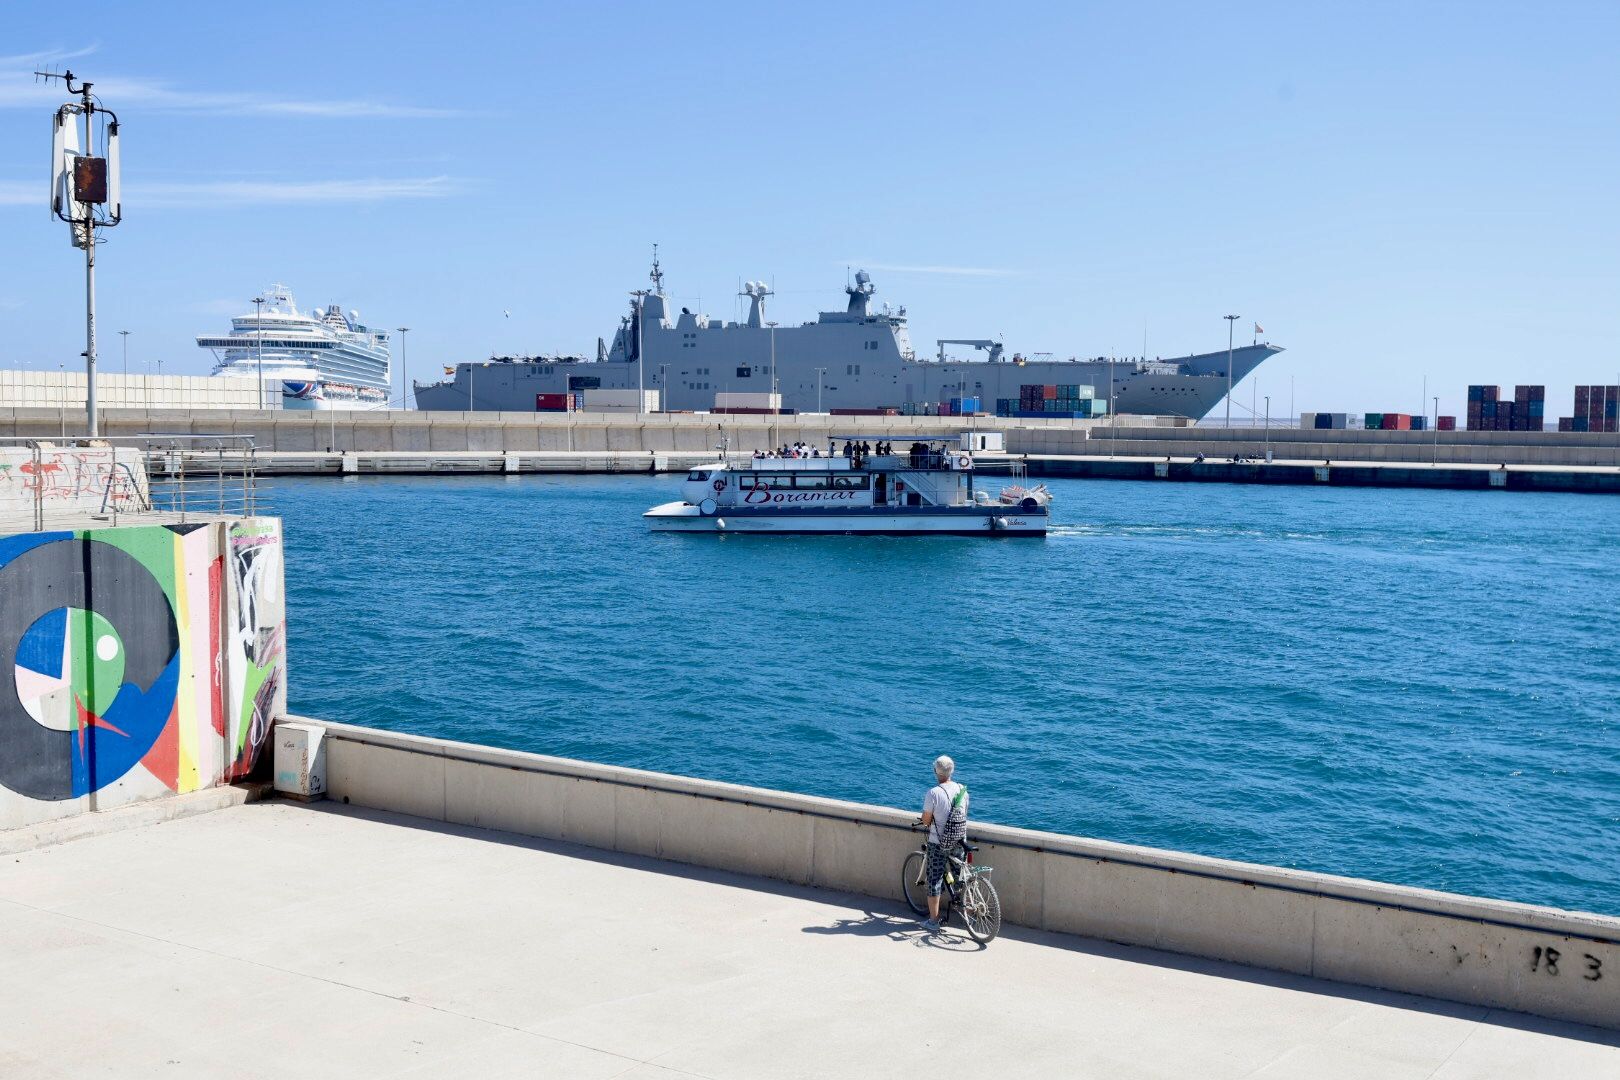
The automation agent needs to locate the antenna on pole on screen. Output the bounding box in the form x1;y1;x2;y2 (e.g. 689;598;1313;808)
39;68;122;438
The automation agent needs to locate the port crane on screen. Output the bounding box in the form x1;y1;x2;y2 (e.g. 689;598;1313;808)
935;339;1005;363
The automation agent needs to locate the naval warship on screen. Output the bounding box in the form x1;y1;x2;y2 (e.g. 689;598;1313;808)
413;258;1282;418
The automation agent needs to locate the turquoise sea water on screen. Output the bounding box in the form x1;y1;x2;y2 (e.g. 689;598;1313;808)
272;474;1620;915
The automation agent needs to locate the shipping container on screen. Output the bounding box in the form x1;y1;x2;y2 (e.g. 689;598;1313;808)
714;391;781;410
1437;416;1456;431
580;388;661;412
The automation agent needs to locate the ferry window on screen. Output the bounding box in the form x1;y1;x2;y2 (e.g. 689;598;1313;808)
830;474;869;489
687;471;711;482
796;475;832;490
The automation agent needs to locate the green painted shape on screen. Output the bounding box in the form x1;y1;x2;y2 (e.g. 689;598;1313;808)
82;526;180;606
68;607;124;717
236;659;277;756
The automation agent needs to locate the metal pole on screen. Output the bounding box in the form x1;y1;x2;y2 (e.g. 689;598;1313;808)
1433;395;1439;464
117;328;129;414
84;208;97;437
815;366;825;412
253;296;265;410
1223;314;1240;429
1264;395;1270;458
637;295;646;415
396;326;410;409
768;321;778;450
659;363;668;411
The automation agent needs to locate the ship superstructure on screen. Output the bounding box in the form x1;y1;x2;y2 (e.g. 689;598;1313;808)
413;260;1281;418
197;286;391;410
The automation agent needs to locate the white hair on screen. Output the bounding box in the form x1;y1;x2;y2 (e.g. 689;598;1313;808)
933;755;955;780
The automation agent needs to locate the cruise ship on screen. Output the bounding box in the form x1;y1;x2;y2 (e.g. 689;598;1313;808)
197;286;391;410
413;259;1282;418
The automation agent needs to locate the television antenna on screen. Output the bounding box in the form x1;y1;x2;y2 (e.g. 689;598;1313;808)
37;68;122;437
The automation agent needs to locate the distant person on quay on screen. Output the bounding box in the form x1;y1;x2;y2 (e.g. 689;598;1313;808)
918;755;969;933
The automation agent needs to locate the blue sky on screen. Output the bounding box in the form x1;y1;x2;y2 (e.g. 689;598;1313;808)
2;1;1617;420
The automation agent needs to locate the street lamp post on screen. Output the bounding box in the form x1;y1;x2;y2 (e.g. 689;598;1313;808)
767;321;779;449
1433;395;1440;464
395;326;410;409
659;363;669;412
1223;314;1240;428
814;366;826;413
252;296;266;410
1264;394;1271;459
118;329;129;408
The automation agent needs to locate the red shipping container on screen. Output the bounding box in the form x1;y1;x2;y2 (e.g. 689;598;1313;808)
535;392;570;411
1043;385;1057;400
1438;416;1456;430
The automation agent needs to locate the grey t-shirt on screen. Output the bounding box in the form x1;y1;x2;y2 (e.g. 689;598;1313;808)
924;781;966;845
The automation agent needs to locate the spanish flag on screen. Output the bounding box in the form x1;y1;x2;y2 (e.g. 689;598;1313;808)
443;366;455;375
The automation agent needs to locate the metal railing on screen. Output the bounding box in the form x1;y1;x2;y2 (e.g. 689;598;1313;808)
0;435;265;533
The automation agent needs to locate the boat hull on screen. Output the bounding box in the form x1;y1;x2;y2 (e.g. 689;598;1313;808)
643;501;1046;536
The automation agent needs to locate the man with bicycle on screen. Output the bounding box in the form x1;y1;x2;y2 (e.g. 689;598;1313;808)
918;755;969;933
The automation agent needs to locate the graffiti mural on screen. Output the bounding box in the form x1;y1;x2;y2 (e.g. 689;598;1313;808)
225;520;285;782
0;446;148;522
0;519;286;828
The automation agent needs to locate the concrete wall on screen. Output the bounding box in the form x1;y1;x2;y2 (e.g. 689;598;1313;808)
1025;424;1620;466
0;445;149;526
0;518;287;829
0;371;265;410
0;407;1119;454
5;407;1617;465
303;719;1620;1031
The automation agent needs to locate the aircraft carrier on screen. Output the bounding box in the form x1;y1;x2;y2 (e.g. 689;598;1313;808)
413;258;1282;418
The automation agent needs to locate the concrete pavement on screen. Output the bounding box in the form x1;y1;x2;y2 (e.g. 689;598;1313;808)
1;800;1615;1079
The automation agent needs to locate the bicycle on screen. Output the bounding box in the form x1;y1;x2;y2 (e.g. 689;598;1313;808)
901;828;1003;943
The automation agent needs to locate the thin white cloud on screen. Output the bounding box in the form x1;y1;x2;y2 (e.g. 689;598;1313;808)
0;52;455;117
844;261;1016;278
143;176;461;205
0;44;100;68
0;175;461;208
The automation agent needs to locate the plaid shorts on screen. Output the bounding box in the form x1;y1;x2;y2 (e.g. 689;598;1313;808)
925;842;949;896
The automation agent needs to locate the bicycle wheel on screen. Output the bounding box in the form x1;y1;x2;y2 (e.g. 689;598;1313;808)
960;874;1002;943
901;850;929;915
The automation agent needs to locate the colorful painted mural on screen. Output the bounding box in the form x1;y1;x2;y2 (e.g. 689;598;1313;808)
0;518;286;829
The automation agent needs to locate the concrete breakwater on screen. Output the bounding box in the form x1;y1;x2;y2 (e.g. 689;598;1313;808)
300;717;1620;1032
148;447;1620;494
9;405;1620;465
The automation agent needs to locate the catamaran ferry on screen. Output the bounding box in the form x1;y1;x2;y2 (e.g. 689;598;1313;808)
644;434;1052;536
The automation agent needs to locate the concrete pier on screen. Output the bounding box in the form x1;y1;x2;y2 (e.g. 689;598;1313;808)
4;798;1615;1078
154;447;1620;494
306;719;1620;1033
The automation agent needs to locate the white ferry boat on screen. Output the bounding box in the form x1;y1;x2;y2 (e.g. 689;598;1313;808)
196;286;391;410
644;434;1052;536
